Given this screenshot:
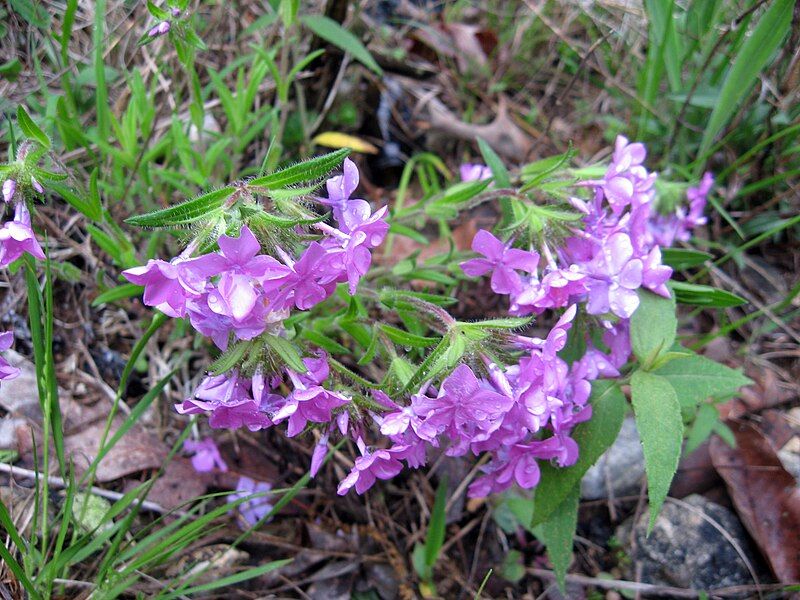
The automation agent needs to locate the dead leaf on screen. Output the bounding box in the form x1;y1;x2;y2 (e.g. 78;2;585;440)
426;95;531;159
63;419;166;482
0;350;105;432
143;457;209;510
709;422;800;583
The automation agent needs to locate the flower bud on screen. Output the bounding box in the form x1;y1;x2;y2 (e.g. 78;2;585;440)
2;179;15;203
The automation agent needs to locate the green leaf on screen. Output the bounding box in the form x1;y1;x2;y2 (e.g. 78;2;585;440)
165;560;292;599
519;142;576;191
653;353;752;409
685;403;720;455
536;484;579;593
263;334;306;373
630;371;683;531
466;316;532;330
17;105;50;148
477;137;511;188
389;223;428;244
379;324;439;348
249;148;350;188
300;15;383;75
145;0;169;19
661;248;712;270
531;380;626;527
415;475;448;583
670;281;746;308
697;0;793;159
125;186;234;227
208;340;254;374
630;289;677;368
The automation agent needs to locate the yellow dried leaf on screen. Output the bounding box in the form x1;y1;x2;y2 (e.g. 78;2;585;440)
312;131;379;154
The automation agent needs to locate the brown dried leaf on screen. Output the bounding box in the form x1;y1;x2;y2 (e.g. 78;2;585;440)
0;351;105;431
709;422;800;583
426;96;532;159
144;457;209;510
63;419;166;482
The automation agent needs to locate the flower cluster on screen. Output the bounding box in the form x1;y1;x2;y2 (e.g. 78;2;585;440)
333;137;708;498
138;142;710;502
123;158;388;354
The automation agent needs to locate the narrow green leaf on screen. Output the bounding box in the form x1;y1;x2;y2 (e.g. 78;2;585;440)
49;182;104;222
380;324;439;348
125;187;234;227
92;283;144;306
661;248;712;270
630;371;683;531
630;289;677;368
670;281;746;308
697;0;793;160
477;137;510;187
531;380;626;527
653;353;752;409
423;476;448;577
17;105;50;148
164;560;292;599
209;340;253;374
685;403;720;455
466;316;532;330
537;484;579;593
263;334;306;373
249;148;350;188
301;15;383;75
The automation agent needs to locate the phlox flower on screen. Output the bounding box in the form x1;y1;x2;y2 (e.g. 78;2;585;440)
460;230;539;295
0;203;45;267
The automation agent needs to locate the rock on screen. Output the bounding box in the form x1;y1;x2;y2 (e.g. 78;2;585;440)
615;494;759;590
581;417;644;500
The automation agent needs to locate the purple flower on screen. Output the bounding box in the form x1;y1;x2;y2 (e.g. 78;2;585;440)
228;476;273;526
321;157;361;224
310;430;330;478
184;437;228;472
272;242;337;310
123;255;217;318
584;232;644;318
413;364;514;454
0;203;45;267
30;177;44;194
0;331;21;383
468;436;575;497
148;21;171;37
273;353;349;437
2;180;16;203
337;445;411;495
204;226;291;322
175;371;276;431
460;230;540;295
460;163;492;182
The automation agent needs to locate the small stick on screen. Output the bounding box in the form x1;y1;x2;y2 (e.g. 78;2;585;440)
0;463;188;517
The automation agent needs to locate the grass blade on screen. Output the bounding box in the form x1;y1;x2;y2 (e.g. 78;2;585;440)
697;0;793;161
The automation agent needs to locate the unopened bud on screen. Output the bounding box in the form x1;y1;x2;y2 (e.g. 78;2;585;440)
2;179;16;203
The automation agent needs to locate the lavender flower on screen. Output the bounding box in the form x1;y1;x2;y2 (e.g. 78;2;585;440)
460;163;492;182
0;203;46;267
184;437;228;473
460;230;539;295
148;21;171;37
228;476;273;526
0;331;21;383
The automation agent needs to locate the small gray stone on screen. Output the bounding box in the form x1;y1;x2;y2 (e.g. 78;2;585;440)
615;494;758;590
581;417;644;500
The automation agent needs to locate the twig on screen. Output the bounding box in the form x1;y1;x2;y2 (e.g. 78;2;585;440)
529;568;794;598
0;463;188;517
